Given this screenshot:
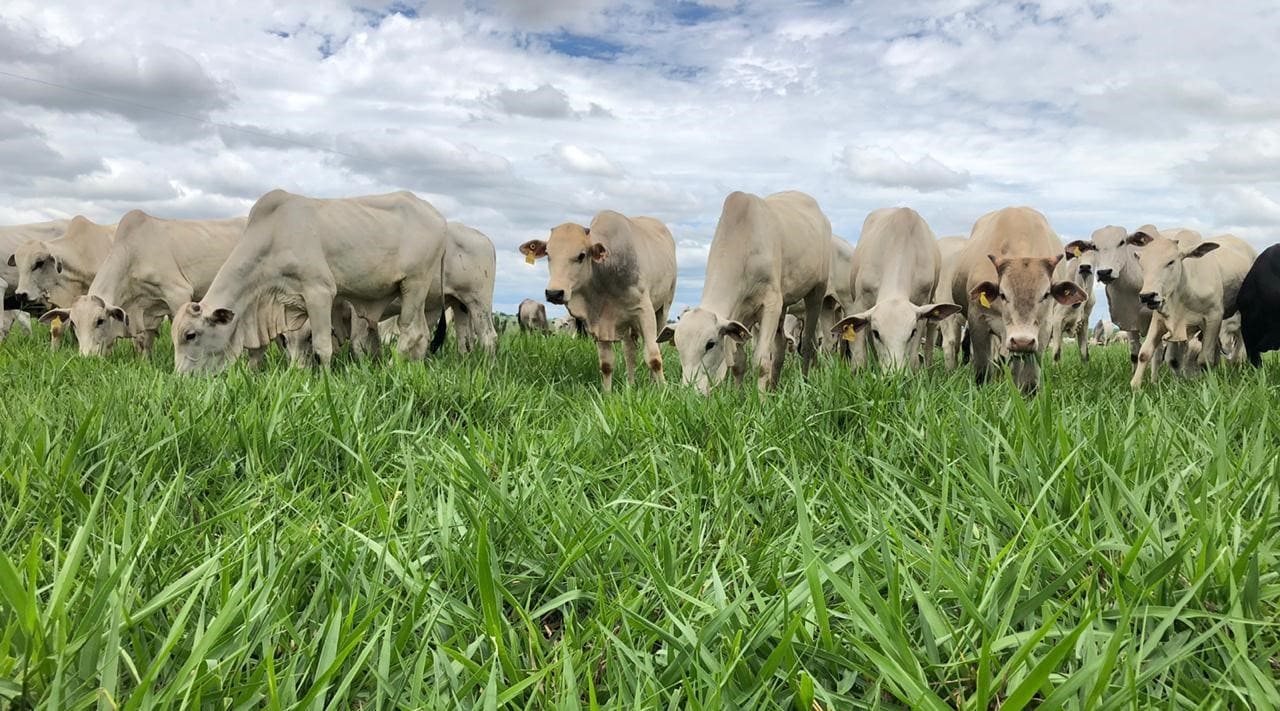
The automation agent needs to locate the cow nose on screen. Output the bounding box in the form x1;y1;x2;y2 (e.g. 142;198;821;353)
1096;268;1113;282
1079;265;1093;276
1139;291;1158;303
545;289;565;304
1008;336;1037;353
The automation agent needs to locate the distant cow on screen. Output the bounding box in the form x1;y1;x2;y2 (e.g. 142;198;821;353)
1049;240;1097;362
1;219;70;309
1235;244;1280;366
1091;319;1118;345
40;211;244;357
1126;228;1255;388
833;207;959;370
517;299;549;333
521;210;677;392
952;207;1087;393
659;191;830;393
172;190;447;374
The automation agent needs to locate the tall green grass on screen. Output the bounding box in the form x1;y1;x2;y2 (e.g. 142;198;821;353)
1;328;1277;709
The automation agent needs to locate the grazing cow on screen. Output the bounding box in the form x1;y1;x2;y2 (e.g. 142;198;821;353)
1235;244;1280;365
658;191;830;393
952;207;1087;394
927;235;968;370
1091;319;1118;345
9;216;116;348
832;208;960;370
441;222;498;356
517;299;549;333
520;210;677;392
1126;228;1256;389
1;219;70;309
172;190;447;374
39;211;245;357
1049;240;1098;362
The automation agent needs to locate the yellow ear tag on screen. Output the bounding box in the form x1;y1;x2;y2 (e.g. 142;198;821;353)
524;252;535;265
1072;246;1083;257
979;293;992;309
51;316;62;329
841;324;858;342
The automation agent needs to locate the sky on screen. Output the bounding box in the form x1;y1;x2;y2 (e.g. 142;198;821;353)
2;0;1278;319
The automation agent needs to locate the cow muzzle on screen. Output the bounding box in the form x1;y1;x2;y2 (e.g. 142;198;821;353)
545;289;566;305
1007;335;1038;353
1139;292;1162;310
1078;265;1093;277
1096;268;1114;284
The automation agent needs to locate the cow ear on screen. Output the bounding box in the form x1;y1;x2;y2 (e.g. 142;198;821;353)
1126;230;1155;247
916;303;963;321
582;227;590;236
40;308;69;324
5;254;14;267
1051;281;1087;306
657;325;675;343
970;281;999;308
987;254;1010;274
518;240;547;261
1064;240;1095;258
107;306;128;325
1183;242;1219;259
719;320;750;342
831;313;870;339
589;243;608;263
1044;253;1063;272
210;307;235;325
822;294;843;313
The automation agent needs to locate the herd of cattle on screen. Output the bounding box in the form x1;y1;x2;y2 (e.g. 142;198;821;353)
2;187;1277;394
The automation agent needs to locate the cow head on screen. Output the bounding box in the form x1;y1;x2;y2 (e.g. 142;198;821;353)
1126;229;1219;313
831;300;962;370
1090;225;1137;287
171;301;237;374
1062;240;1098;297
519;223;604;306
657;307;749;395
971;255;1086;392
49;295;131;356
9;241;66;306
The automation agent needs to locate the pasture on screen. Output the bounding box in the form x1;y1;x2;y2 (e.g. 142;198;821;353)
1;328;1278;709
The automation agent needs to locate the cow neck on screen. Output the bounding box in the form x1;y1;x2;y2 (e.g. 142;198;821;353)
587;232;636;297
201;229;273;314
86;246;134;306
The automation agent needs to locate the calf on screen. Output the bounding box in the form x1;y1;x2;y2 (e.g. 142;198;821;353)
517;299;548;332
520;210;676;392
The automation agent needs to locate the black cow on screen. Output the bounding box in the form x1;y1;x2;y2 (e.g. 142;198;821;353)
1235;244;1280;366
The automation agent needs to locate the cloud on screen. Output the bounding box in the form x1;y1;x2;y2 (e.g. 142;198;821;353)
837;146;971;192
0;113;102;183
1179;129;1280;184
547;143;623;177
487;83;611;119
1205;187;1280;228
334;128;514;190
0;18;234;142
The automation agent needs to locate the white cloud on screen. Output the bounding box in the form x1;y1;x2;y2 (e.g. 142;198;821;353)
838;146;971;192
547;143;623;177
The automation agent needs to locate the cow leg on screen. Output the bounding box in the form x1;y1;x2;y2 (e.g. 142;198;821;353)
1131;313;1166;389
622;334;638;386
396;279;433;361
596;339;616;393
246;346;268;371
1077;320;1089;362
1050;319;1064;362
769;327;788;385
302;287;336;368
923;321;938;368
800;287;823;377
1199;314;1223;369
730;341;747;387
754;297;784;391
942;317;961;371
639;305;665;385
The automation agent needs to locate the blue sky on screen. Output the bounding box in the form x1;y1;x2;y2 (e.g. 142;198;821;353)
1;0;1278;322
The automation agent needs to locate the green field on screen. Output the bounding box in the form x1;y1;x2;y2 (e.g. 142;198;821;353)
1;329;1278;710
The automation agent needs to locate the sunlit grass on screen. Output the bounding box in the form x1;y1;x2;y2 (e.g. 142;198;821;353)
1;326;1277;709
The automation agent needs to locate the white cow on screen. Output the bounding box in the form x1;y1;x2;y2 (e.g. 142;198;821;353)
927;235;969;370
1049;240;1098;362
832;208;960;370
816;236;856;353
172;190;447;374
952;207;1087;394
39;211;245;357
1126;228;1256;388
520;210;677;392
9;216;116;348
1;219;70;307
1091;319;1118;345
517;299;549;332
658;191;830;393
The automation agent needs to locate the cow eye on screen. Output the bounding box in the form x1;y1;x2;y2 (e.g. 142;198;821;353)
576;252;587;263
1042;292;1052;301
33;259;43;269
704;340;715;352
872;329;881;341
1166;259;1175;267
184;330;197;342
95;318;105;327
998;291;1008;301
